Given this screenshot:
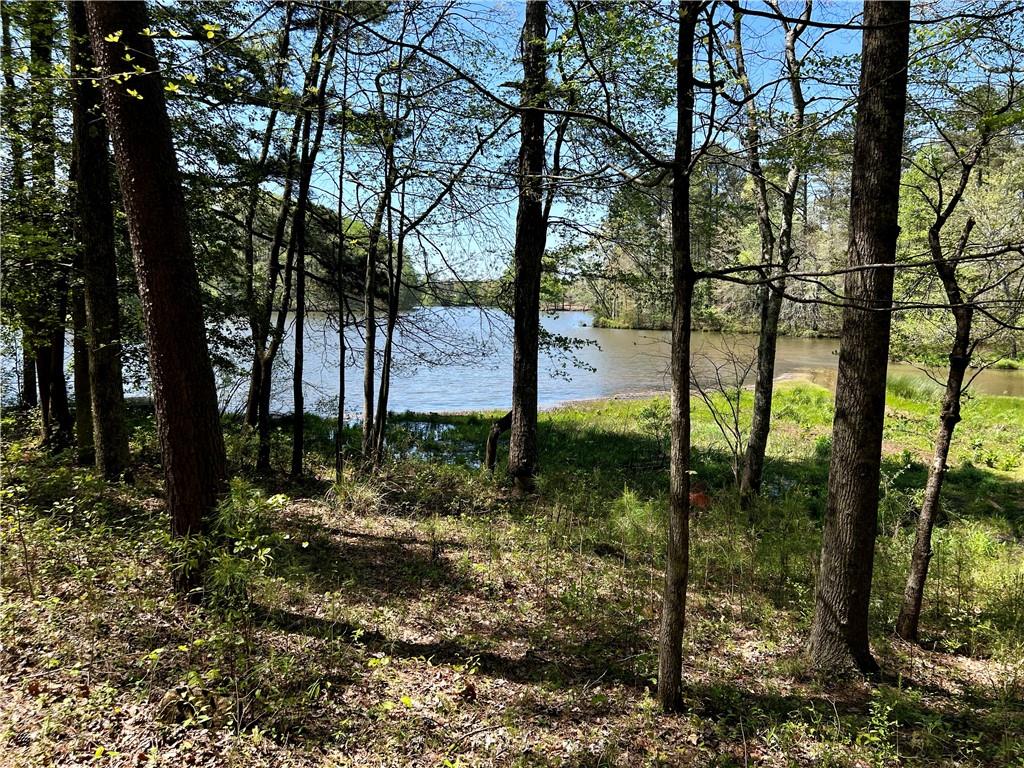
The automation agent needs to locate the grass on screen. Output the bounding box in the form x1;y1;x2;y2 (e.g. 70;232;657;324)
1;382;1023;767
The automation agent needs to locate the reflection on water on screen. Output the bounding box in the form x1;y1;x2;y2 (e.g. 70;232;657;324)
208;307;1023;416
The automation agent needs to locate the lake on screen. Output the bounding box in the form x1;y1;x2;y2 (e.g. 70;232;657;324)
202;307;1023;417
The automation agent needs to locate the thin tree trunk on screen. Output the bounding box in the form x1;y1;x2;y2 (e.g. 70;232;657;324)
35;348;53;442
69;0;129;479
657;1;697;714
85;0;226;595
335;40;350;480
291;19;337;478
508;0;548;493
485;410;513;472
27;1;72;448
243;5;293;427
254;62;316;471
897;211;981;640
47;293;74;446
2;4;35;411
807;0;910;676
373;183;406;461
336;297;348;477
896;327;969;640
361;189;391;459
738;2;809;502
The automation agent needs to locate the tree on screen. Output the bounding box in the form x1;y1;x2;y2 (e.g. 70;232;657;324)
0;2;36;410
25;1;73;447
291;11;338;478
807;0;911;675
84;0;226;594
733;1;811;503
507;0;549;493
894;36;1024;639
68;0;130;480
658;0;701;713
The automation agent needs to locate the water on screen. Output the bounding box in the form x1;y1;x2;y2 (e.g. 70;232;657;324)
4;307;1020;414
208;307;1023;416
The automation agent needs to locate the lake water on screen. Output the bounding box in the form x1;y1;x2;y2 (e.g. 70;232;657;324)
204;307;1023;416
4;307;1018;414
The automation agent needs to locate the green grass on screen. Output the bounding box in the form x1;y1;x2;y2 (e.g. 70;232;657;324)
2;382;1023;767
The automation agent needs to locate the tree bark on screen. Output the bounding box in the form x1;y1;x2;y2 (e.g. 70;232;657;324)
41;294;74;447
657;2;698;713
2;4;36;412
27;1;72;448
361;186;392;460
373;183;407;461
485;410;513;472
508;0;548;493
21;339;37;408
243;5;293;428
896;214;980;640
254;110;303;472
291;15;336;478
69;0;130;479
335;41;350;480
895;330;969;641
807;0;910;676
85;0;226;595
738;2;809;503
72;288;94;463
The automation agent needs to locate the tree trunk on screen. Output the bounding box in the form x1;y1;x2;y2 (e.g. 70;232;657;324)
361;189;392;460
741;282;784;499
291;14;336;478
807;0;910;676
2;4;36;412
253;64;313;471
336;297;347;478
243;6;293;428
738;4;809;502
35;348;53;442
256;354;278;472
85;0;226;595
896;216;980;641
21;339;37;408
657;2;697;713
335;43;350;480
485;410;513;472
895;327;969;641
254;119;301;471
373;184;407;461
508;0;548;493
69;0;130;479
44;296;74;447
27;1;72;448
244;357;262;427
72;288;94;464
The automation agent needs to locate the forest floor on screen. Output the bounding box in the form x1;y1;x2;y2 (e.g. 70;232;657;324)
2;379;1023;767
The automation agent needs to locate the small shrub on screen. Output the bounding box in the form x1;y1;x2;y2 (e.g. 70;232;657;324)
171;479;286;617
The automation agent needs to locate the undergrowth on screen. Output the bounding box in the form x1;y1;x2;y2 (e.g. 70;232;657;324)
2;382;1022;767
